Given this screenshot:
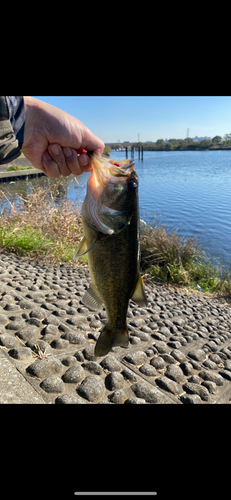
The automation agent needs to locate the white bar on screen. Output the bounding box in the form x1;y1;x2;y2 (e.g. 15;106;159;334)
74;493;157;496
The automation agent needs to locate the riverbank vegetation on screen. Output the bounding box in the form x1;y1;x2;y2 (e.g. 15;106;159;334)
0;179;231;298
140;220;231;296
0;179;84;263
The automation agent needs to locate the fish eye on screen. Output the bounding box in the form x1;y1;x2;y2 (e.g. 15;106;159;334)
126;181;137;192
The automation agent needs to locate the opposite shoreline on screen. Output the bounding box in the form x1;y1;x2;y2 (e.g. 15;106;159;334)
110;147;231;153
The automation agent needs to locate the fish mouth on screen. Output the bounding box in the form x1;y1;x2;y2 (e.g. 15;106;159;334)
88;152;135;175
87;152;135;199
85;153;138;235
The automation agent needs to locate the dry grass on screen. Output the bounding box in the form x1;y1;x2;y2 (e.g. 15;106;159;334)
140;219;231;296
0;178;84;263
140;219;198;281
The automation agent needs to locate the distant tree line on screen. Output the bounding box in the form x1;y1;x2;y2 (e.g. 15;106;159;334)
107;134;231;152
102;145;112;156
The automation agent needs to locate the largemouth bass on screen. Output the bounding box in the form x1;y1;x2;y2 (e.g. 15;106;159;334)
75;152;148;356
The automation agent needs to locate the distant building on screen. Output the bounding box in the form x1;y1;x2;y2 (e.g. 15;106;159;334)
192;136;211;142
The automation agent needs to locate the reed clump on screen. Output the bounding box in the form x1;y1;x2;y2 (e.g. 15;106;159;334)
0;178;84;263
140;219;231;296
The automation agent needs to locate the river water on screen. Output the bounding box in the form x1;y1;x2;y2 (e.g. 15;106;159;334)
1;150;231;266
110;150;231;266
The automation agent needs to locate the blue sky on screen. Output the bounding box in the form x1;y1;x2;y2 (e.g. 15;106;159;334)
33;96;231;144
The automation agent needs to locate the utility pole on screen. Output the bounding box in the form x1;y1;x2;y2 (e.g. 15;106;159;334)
138;133;140;143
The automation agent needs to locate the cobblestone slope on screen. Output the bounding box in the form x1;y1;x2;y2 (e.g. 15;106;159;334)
1;252;231;404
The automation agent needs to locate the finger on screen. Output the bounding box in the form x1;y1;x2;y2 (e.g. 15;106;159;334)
48;144;71;177
42;151;61;178
78;153;92;172
63;147;91;175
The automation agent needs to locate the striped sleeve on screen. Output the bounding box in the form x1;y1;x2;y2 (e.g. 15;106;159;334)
0;96;25;164
6;96;25;148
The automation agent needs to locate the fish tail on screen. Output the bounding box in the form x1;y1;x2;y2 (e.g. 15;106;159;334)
94;325;129;357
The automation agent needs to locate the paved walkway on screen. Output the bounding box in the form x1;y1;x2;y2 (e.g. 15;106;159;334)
0;349;45;403
1;251;231;403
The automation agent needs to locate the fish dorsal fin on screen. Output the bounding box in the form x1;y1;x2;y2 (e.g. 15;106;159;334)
131;274;148;307
82;285;103;311
73;236;97;259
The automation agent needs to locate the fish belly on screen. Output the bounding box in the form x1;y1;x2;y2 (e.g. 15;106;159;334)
84;218;139;356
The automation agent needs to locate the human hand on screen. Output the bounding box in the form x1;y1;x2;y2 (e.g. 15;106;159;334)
21;96;104;178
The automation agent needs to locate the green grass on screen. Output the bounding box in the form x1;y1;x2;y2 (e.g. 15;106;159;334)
7;165;33;171
0;221;86;263
0;224;53;256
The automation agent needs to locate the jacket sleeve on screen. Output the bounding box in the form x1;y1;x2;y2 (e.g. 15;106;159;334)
0;96;25;164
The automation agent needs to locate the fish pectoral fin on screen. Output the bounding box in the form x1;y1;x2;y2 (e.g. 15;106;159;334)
73;236;88;259
73;236;97;259
131;274;148;307
81;285;103;311
95;325;129;357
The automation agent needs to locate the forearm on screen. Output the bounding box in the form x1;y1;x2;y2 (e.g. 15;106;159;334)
0;96;25;164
